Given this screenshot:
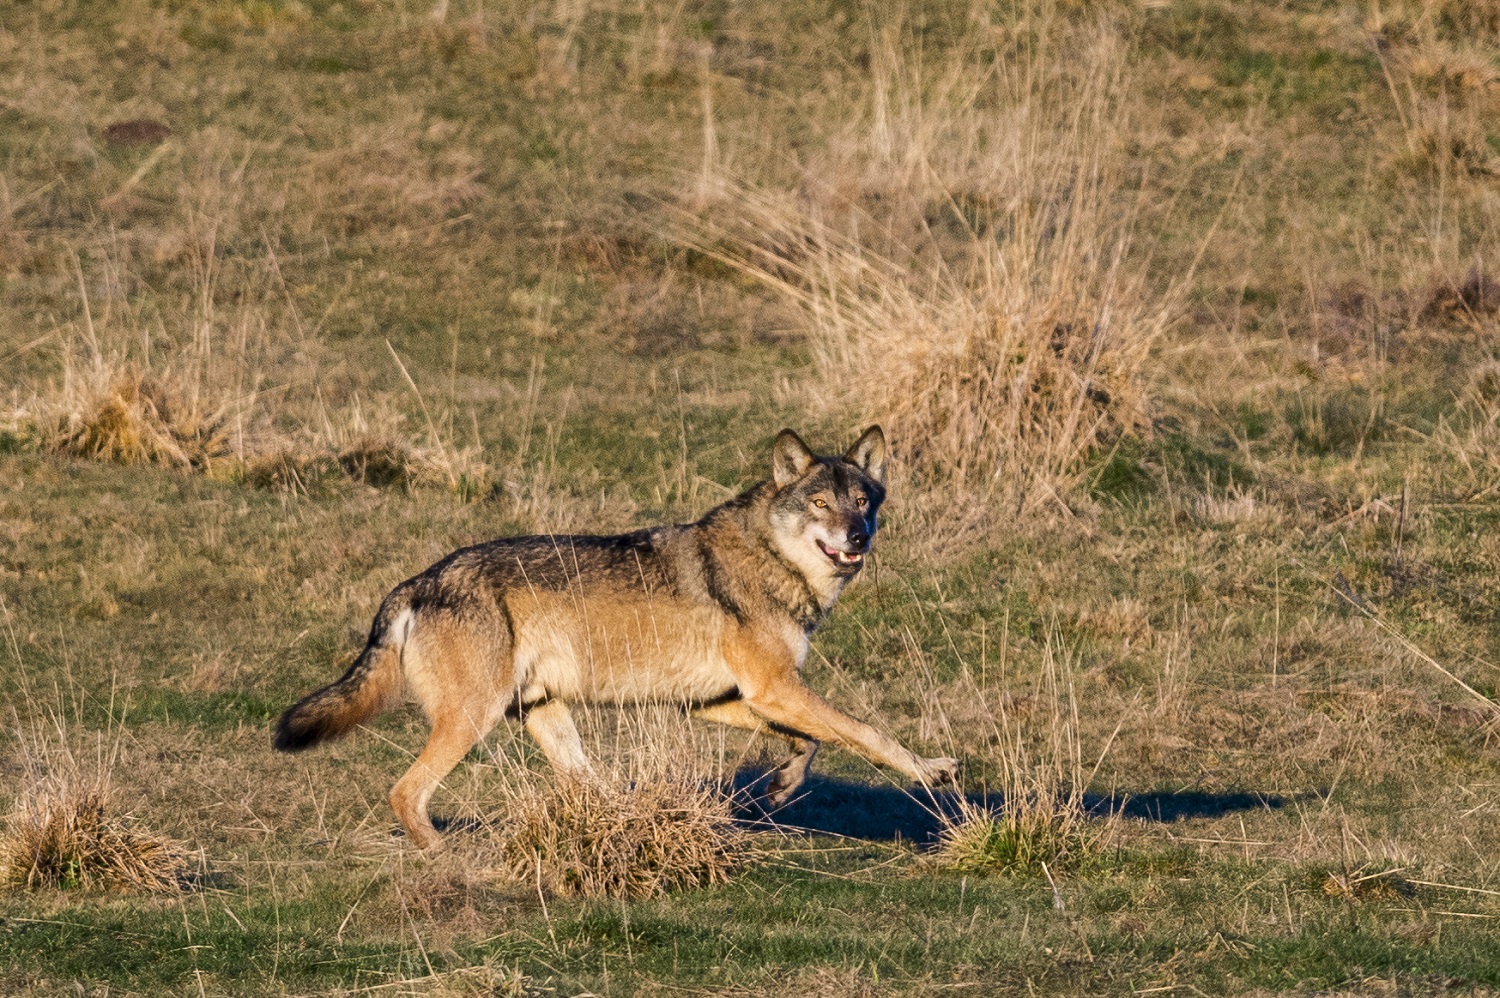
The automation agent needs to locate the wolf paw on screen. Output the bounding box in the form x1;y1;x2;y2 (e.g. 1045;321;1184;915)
765;758;813;809
914;755;960;789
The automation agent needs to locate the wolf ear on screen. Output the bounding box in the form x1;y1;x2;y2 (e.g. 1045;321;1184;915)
772;429;816;487
845;425;886;483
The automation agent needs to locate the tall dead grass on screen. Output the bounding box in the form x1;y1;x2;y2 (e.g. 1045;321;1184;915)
1369;3;1500;186
11;148;307;476
24;241;262;472
16;244;499;500
679;9;1182;524
1431;357;1500;496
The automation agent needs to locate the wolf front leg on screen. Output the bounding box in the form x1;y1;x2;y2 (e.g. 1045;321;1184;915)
522;698;596;780
693;697;820;806
721;630;958;790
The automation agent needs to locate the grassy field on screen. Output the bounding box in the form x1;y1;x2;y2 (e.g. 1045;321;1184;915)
4;0;1500;993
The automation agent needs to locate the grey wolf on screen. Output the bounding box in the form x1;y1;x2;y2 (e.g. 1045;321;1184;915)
273;426;959;850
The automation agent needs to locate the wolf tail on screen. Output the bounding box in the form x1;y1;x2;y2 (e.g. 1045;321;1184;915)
272;591;412;753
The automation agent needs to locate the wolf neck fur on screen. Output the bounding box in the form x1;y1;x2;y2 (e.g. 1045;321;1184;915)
693;482;843;632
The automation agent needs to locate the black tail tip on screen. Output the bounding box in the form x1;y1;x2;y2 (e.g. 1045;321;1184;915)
272;707;322;753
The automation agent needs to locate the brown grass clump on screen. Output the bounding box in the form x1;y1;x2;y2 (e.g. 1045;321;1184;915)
2;682;192;894
1;782;188;893
47;366;231;469
679;15;1179;522
21;248;262;473
318;389;497;500
1423;267;1500;325
1320;866;1412;902
241;446;345;497
489;773;748;899
337;436;420;489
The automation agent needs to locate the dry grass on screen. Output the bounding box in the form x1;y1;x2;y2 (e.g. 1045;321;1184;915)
678;12;1181;525
936;793;1097;877
16;253;500;501
1368;5;1500;183
1428;357;1500;496
45;365;233;470
487;771;747;899
429;699;763;900
18;239;277;473
0;698;189;894
239;388;498;499
305;115;487;240
936;624;1119;876
0;782;188;894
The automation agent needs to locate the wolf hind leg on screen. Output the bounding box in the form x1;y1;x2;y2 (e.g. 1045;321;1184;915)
694;698;819;807
389;619;511;851
391;705;499;851
766;739;819;806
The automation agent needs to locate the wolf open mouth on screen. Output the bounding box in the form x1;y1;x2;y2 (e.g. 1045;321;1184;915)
817;539;864;568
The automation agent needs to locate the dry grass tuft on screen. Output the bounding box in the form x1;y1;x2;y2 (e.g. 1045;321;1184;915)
678;14;1180;523
1431;357;1500;495
236;396;497;500
1423;266;1500;324
2;691;190;894
1;782;188;893
241;446;345;497
937;623;1117;876
20;246;268;473
488;772;748;899
319;392;497;500
17;246;501;501
937;791;1100;877
935;728;1110;877
1320;866;1412;902
46;365;232;470
337;436;420;489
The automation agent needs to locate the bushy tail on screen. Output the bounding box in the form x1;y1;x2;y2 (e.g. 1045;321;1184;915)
273;596;409;753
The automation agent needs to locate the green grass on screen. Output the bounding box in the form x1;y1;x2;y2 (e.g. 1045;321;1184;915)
5;851;1500;994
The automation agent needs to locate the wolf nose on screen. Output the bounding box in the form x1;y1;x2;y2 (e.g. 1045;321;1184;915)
848;529;869;551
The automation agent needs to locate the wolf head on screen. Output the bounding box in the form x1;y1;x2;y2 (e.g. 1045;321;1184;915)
768;426;887;579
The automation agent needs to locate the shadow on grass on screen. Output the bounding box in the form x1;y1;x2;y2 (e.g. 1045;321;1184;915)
732;770;1286;845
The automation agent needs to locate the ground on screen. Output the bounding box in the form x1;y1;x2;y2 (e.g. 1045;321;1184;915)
3;0;1500;994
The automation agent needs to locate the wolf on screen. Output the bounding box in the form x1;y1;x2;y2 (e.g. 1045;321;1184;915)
273;426;959;850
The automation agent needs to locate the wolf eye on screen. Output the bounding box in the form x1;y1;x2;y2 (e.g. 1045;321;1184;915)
855;497;867;507
813;499;827;508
